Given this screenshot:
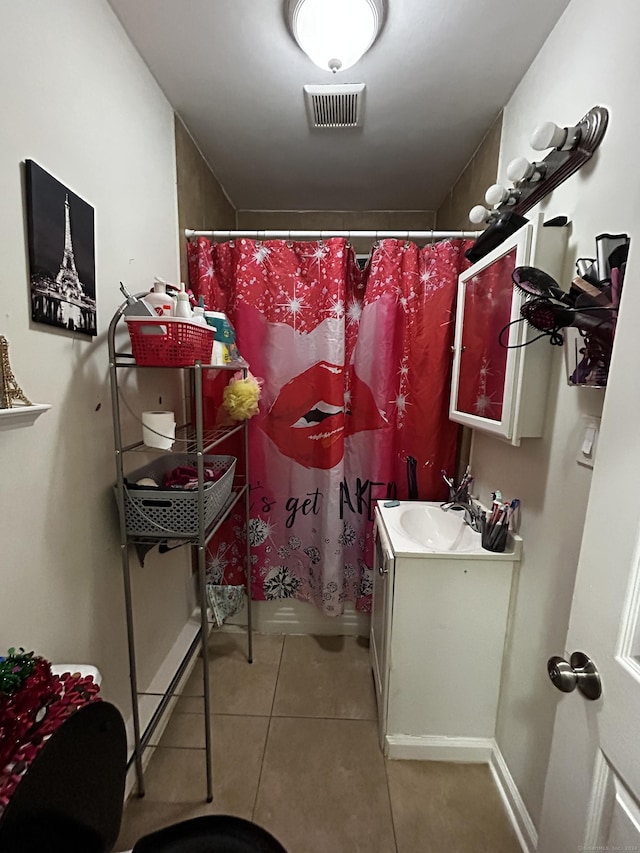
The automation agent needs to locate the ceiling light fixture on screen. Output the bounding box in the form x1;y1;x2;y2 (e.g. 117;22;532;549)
288;0;385;74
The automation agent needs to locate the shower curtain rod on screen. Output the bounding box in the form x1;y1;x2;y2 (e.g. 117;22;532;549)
184;228;479;241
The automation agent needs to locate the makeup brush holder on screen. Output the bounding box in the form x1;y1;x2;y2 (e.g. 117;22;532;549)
480;516;508;553
564;326;612;388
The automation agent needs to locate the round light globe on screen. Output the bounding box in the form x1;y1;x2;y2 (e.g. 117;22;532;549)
289;0;384;73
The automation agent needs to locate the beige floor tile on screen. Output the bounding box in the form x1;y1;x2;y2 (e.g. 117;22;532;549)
272;658;377;720
386;761;520;853
209;630;284;665
253;717;396;853
281;634;371;666
273;633;376;720
177;632;284;715
133;714;269;814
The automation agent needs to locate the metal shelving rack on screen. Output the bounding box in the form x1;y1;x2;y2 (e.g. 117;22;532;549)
108;303;253;802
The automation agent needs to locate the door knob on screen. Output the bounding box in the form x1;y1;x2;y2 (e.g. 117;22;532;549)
547;651;601;700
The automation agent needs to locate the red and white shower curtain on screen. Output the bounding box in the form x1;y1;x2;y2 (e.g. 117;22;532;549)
188;236;469;614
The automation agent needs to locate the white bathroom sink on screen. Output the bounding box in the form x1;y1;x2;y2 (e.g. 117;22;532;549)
397;503;482;552
376;500;521;560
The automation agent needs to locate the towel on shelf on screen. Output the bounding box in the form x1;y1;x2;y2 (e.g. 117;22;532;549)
206;584;245;627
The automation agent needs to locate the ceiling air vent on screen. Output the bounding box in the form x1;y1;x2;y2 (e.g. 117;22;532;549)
303;83;365;128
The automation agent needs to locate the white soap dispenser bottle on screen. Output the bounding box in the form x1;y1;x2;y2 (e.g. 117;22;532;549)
174;282;192;319
146;278;175;317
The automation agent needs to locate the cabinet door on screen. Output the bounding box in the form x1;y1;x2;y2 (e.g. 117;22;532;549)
370;513;393;747
449;223;532;440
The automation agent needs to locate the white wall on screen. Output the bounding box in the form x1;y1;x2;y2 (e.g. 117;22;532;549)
0;1;192;719
471;0;639;831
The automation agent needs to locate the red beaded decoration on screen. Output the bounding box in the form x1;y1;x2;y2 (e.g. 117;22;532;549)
0;653;101;815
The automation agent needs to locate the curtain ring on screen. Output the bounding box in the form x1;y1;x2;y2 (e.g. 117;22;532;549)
404;230;411;249
287;230;293;248
373;230;380;249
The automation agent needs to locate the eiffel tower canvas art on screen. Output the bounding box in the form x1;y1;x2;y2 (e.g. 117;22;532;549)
25;160;96;336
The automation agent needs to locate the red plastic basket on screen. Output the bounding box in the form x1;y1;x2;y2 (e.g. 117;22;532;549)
126;318;214;366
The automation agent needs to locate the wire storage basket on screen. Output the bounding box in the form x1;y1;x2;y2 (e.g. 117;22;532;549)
118;453;236;537
126;317;214;367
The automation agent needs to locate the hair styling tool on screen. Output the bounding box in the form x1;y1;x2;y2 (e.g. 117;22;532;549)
498;316;559;348
520;298;615;336
610;265;623;312
576;258;594;279
499;297;615;349
607;241;630;275
576;259;600;287
512;267;575;306
595;233;629;283
569;276;613;308
573;290;616;322
608;242;629;313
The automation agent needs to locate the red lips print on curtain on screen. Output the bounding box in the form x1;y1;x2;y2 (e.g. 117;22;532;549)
263;361;387;470
188;236;469;615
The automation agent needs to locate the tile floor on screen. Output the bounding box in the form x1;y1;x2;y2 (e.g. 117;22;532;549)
116;632;521;853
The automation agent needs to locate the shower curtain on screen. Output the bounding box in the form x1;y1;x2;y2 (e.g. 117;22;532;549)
188;236;469;615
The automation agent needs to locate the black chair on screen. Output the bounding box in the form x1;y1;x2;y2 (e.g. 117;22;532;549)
0;701;286;853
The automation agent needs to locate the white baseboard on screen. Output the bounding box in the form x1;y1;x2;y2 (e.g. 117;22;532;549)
489;744;538;853
224;598;370;636
384;734;495;762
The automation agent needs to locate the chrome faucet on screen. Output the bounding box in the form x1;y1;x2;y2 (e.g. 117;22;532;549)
440;500;483;533
440;469;483;533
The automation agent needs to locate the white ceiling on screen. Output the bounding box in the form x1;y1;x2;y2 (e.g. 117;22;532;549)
107;0;571;212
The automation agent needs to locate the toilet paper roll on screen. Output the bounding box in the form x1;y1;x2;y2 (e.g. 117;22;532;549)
142;411;176;450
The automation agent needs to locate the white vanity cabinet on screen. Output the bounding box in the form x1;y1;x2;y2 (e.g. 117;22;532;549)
371;502;521;761
449;214;567;445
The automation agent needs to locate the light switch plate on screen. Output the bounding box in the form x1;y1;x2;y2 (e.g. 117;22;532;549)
576;415;600;469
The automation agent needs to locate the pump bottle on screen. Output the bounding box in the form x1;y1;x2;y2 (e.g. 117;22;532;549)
174;282;192;319
146;278;175;317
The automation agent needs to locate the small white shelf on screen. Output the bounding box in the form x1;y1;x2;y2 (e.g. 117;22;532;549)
0;404;51;430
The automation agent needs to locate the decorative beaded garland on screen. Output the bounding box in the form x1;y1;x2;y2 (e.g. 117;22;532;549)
0;648;101;815
0;648;36;695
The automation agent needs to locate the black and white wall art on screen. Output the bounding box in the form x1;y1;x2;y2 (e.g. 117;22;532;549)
25;160;96;337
